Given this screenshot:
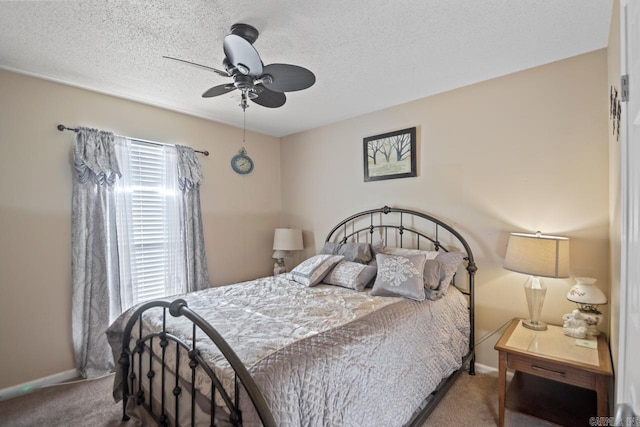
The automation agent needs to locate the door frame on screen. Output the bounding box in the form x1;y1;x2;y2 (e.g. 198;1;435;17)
617;0;640;417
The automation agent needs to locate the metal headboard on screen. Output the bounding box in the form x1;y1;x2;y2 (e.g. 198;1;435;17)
325;205;477;376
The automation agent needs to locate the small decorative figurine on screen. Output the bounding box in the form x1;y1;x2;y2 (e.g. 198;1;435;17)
565;277;606;337
562;309;588;338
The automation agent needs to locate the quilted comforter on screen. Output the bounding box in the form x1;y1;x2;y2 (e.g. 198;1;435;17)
107;274;470;426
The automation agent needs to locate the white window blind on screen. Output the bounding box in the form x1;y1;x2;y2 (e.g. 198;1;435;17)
128;140;168;302
115;138;184;307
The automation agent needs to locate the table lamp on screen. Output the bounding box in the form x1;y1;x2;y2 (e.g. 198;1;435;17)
503;231;570;331
272;228;303;275
565;277;607;336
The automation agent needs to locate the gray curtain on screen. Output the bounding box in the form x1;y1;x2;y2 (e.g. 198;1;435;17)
71;127;121;378
71;136;209;378
176;145;210;292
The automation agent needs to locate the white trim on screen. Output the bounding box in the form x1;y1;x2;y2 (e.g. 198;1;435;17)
0;369;79;401
474;362;515;381
474;362;498;374
617;0;630;409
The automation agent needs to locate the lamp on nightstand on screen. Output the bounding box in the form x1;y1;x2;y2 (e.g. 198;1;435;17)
272;228;303;275
504;231;570;331
564;277;607;337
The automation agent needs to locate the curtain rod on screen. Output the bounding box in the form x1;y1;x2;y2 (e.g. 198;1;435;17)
56;124;210;156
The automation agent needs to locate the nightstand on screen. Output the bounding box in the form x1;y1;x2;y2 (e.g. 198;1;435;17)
494;318;613;427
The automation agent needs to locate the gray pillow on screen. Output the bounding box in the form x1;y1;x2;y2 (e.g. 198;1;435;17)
370;253;427;301
320;242;372;264
323;261;377;291
423;259;446;290
367;240;385;267
290;254;344;287
423;252;466;300
424;287;445;301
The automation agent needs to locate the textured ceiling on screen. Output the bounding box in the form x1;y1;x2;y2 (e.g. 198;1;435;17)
0;0;612;137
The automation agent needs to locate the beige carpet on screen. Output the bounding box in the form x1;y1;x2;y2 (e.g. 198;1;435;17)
0;372;558;426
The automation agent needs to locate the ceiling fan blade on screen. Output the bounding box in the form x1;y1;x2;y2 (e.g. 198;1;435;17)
261;64;316;92
162;56;228;77
251;87;286;108
223;34;263;77
202;84;236;98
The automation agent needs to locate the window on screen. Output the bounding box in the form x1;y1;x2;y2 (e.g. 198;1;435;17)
115;138;184;307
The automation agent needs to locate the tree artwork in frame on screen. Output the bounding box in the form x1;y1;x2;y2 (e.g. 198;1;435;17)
363;127;417;182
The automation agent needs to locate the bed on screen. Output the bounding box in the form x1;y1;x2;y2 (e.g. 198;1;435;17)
107;206;477;426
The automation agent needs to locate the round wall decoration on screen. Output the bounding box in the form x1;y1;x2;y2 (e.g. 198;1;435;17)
231;147;254;175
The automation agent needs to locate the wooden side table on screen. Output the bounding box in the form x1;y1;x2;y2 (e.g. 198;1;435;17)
494;319;613;427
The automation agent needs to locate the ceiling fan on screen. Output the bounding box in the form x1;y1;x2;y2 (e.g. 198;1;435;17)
164;23;316;110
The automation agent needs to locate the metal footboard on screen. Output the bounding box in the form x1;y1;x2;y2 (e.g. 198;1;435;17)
119;298;277;427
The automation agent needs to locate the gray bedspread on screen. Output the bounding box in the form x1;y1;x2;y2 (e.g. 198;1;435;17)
107;274;469;426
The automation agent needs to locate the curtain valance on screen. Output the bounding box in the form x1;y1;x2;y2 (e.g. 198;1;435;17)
73;127;121;185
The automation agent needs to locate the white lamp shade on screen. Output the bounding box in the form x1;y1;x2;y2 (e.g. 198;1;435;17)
567;277;607;305
273;228;303;251
504;232;570;278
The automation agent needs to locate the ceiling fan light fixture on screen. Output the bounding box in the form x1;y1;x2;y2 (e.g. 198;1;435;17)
233;74;253;90
236;63;250;75
258;74;273;86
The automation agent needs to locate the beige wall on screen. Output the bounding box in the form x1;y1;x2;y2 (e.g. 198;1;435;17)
281;50;610;369
0;70;281;389
0;47;611;387
607;0;622;384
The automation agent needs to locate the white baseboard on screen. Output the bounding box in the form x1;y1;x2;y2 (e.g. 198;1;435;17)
0;369;79;401
474;362;498;374
473;362;514;380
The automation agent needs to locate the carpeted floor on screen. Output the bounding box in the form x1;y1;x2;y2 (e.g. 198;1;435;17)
0;372;558;426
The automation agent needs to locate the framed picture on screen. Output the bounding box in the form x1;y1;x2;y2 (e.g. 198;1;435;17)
363;127;417;182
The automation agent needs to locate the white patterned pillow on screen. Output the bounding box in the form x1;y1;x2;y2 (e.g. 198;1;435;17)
290;254;344;287
323;261;377;291
371;253;427;301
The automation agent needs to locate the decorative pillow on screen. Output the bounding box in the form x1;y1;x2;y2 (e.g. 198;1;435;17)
379;246;440;260
320;242;372;264
423;259;446;290
323;261;377;291
422;252;466;295
423;257;446;301
367;240;385;267
424;287;445;301
370;253;427;301
434;252;465;294
290;254;344;287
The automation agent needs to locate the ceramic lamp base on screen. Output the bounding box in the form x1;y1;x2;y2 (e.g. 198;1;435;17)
273;258;286;276
522;319;548;331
